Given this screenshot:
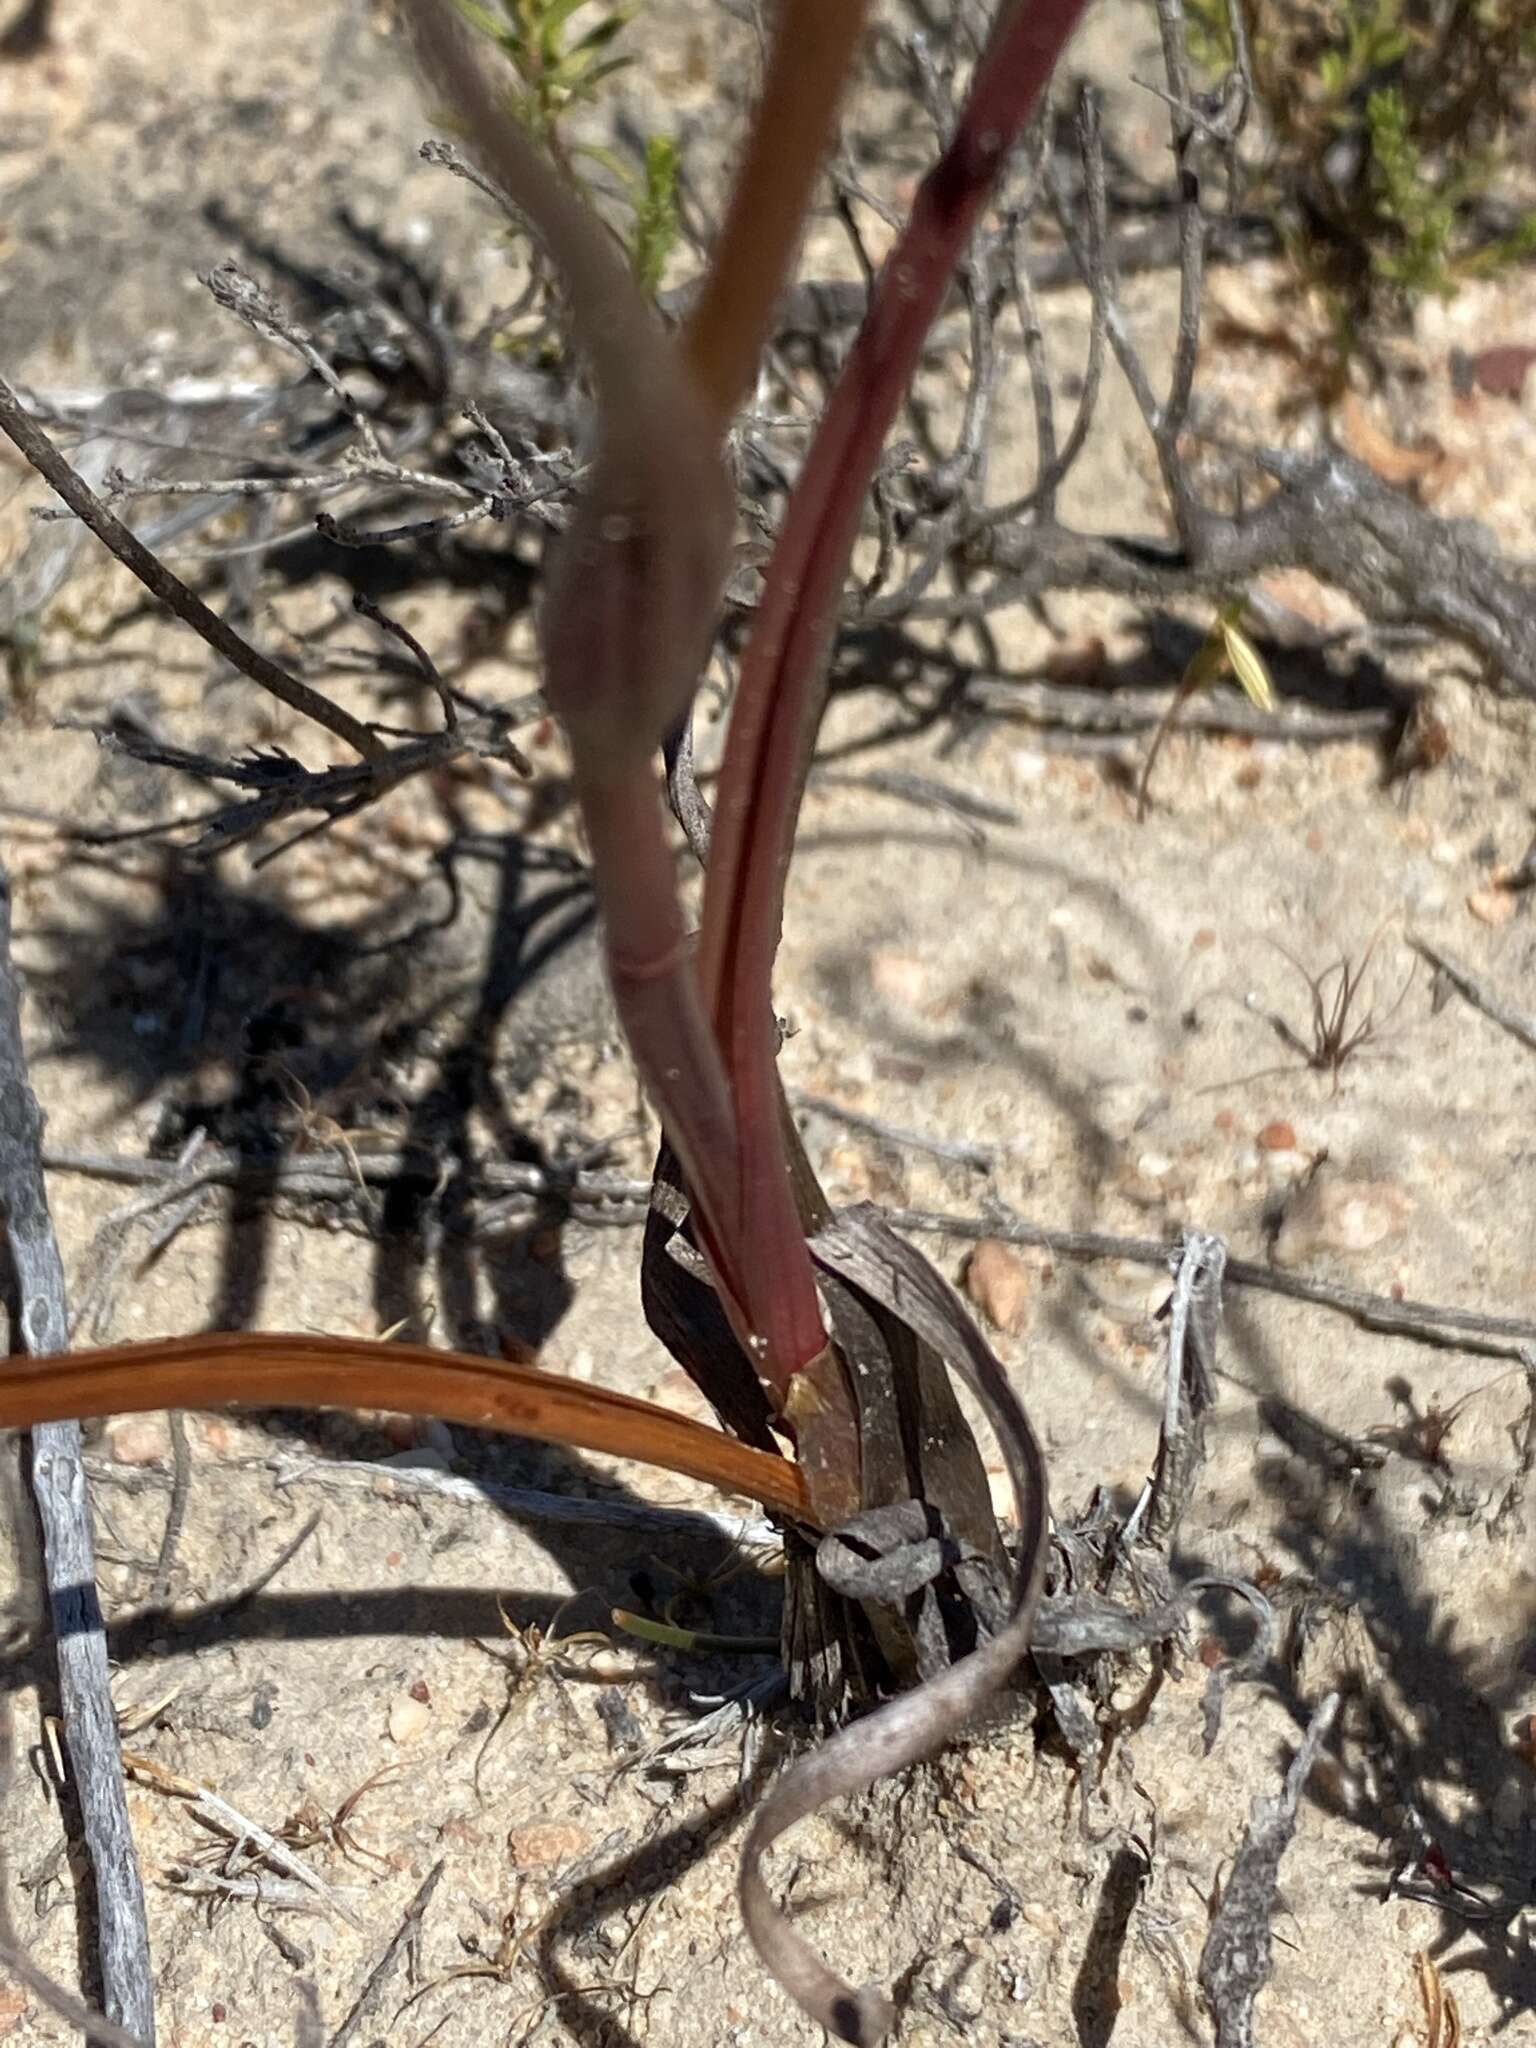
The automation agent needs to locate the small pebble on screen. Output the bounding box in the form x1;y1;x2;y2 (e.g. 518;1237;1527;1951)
379;1447;452;1473
1274;1176;1411;1266
1257;1120;1297;1152
962;1239;1032;1335
387;1692;431;1746
507;1820;590;1869
1467;884;1517;926
103;1415;169;1467
869;948;930;1010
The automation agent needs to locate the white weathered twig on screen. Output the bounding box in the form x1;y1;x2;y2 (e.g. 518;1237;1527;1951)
0;861;156;2045
264;1451;777;1547
122;1751;364;1930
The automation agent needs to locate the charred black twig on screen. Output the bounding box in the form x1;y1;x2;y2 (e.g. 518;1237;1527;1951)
61;702;530;866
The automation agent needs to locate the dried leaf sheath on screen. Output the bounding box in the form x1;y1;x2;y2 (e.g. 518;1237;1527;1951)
739;1207;1051;2046
0;1331;811;1522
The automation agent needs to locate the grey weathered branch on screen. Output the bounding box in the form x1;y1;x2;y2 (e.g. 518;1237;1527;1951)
963;446;1536;693
0;865;155;2044
0;373;382;760
1199;1693;1341;2047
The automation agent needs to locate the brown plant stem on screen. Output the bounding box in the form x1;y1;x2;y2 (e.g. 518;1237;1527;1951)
0;1332;812;1523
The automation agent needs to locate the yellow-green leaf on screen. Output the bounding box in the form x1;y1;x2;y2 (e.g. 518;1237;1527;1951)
1219;615;1276;711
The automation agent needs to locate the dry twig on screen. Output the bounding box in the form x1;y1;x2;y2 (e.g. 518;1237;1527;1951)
0;861;155;2044
0;375;380;762
327;1860;445;2048
1198;1692;1341;2048
121;1749;364;1929
36;1147;1536;1358
1409;933;1536;1056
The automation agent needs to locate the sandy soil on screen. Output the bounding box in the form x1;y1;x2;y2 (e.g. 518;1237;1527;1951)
2;4;1535;2045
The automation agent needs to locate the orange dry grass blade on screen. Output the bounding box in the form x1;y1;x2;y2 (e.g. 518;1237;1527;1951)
681;0;870;428
0;1332;812;1524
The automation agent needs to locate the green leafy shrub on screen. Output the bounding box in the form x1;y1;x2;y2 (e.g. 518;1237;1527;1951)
453;0;679;293
1189;0;1536;324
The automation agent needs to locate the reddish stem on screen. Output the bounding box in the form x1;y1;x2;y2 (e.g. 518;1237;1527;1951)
701;0;1094;1333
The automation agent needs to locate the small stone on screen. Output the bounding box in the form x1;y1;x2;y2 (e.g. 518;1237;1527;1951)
507;1820;590;1869
824;1141;877;1202
1257;1120;1297;1152
585;1648;630;1681
1274;1175;1411;1267
387;1692;431;1746
379;1447;452;1472
1467;885;1517;926
1464;343;1536;399
962;1240;1032;1335
869;948;930;1010
103;1414;169;1466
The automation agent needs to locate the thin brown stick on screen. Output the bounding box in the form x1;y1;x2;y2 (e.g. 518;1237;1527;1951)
884;1208;1536;1359
36;1147;1536;1359
1408;933;1536;1055
0;374;382;762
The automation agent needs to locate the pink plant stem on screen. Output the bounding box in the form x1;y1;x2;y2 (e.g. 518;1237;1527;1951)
579;767;741;1261
700;0;1093;1294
